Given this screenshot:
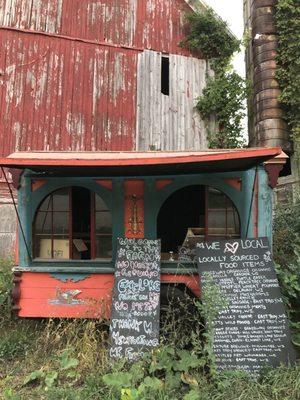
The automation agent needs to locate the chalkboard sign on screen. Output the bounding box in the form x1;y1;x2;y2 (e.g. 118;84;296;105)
196;237;296;375
109;238;161;360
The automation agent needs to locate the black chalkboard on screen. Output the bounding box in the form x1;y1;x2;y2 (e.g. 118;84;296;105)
196;237;296;375
109;238;161;360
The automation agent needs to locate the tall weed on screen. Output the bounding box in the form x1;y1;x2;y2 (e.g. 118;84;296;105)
0;259;13;321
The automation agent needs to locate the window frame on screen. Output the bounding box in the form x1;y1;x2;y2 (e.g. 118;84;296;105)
205;186;240;241
32;187;113;261
157;184;241;261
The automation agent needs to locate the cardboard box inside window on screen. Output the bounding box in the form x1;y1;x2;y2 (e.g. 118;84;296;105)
38;238;85;259
39;238;69;259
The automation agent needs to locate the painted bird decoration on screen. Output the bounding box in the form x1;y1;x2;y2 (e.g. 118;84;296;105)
56;288;82;304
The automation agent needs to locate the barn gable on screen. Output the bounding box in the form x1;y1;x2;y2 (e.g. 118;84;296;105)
0;0;208;57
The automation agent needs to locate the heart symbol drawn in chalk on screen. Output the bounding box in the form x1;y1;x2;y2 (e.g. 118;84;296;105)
224;242;239;254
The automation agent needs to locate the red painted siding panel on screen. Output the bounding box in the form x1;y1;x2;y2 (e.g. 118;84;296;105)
0;30;137;157
17;272;200;318
0;0;193;56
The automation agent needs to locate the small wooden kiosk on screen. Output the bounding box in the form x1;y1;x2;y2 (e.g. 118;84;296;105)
0;148;287;318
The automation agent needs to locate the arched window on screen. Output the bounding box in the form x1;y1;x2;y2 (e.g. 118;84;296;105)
33;187;112;260
157;185;240;261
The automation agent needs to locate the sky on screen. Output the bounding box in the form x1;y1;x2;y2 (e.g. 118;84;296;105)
203;0;245;77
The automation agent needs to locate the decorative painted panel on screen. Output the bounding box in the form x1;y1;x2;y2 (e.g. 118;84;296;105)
16;271;200;318
124;180;144;238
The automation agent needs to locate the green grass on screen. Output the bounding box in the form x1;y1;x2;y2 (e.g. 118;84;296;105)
0;314;299;400
1;261;299;400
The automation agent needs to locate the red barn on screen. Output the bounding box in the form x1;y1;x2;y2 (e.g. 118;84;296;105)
0;0;214;255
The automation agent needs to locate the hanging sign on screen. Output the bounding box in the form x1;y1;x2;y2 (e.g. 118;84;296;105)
196;237;296;375
109;238;161;360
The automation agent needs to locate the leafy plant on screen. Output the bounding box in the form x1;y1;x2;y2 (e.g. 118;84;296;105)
275;0;300;139
23;348;80;390
197;69;247;148
181;8;240;62
273;198;300;267
273;197;300;345
195;274;228;376
181;7;247;148
59;348;79;373
2;388;20;400
0;259;13;321
0;329;29;360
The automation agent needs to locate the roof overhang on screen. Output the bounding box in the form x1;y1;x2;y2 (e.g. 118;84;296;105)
0;148;286;177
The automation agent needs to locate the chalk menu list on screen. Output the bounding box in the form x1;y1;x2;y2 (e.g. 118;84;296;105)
109;238;161;360
196;237;296;375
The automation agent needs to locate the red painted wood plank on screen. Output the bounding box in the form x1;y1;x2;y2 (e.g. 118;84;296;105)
161;274;200;297
156;179;173;190
224;178;242;192
0;148;283;168
18;299;110;319
19;272;114;288
95;180;113;191
0;30;137;156
16;272;200;318
20;287;113;300
1;0;197;58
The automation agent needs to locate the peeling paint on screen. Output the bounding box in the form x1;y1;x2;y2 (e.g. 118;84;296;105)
0;0;192;54
136;50;209;151
66;112;85;136
0;0;203;163
13;121;21;150
0;30;137;154
112;53;125;103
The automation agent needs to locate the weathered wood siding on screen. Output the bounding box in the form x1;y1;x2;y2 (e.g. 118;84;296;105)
0;0;211;257
0;0;208;158
15;272;200;318
0;0;195;56
0;30;138;153
136;50;208;151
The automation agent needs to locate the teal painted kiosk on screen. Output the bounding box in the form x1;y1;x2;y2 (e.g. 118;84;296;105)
0;148;287;318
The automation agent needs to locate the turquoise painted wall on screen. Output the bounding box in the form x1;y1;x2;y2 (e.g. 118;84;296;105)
18;167;273;272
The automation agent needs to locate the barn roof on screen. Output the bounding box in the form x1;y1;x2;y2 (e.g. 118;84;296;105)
0;148;286;176
184;0;207;13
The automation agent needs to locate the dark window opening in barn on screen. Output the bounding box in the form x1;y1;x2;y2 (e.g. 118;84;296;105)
279;155;292;177
161;56;170;96
33;187;112;261
157;185;240;262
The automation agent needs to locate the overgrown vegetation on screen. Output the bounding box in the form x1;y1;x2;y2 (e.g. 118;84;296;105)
273;197;300;346
273;198;300;267
275;0;300;141
181;8;247;148
0;260;299;399
0;259;13;323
